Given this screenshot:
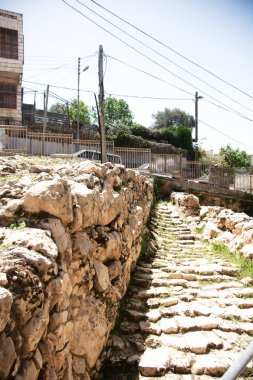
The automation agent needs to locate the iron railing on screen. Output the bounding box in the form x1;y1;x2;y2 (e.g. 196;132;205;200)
1;125;253;194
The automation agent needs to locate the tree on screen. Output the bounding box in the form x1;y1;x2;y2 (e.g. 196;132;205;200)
50;99;91;125
174;126;193;150
49;102;67;114
219;144;251;169
105;97;134;126
152;108;195;129
68;99;90;125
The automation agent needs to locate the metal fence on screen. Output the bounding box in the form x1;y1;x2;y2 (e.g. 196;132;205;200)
0;125;27;153
151;154;182;177
27;132;73;156
1;125;253;194
114;147;151;168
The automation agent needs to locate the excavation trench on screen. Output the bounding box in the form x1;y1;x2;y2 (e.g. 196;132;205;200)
100;200;253;379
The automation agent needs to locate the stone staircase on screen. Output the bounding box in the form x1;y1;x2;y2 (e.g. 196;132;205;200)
101;201;253;379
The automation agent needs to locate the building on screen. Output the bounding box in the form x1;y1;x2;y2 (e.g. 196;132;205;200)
0;9;23;125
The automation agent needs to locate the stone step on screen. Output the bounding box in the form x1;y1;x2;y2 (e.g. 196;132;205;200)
101;201;253;379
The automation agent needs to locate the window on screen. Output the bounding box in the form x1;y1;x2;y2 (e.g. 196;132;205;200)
0;27;18;59
0;83;17;109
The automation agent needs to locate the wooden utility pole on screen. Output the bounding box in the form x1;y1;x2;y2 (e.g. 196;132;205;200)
43;85;49;134
42;84;49;155
77;57;80;149
98;45;106;163
195;91;199;161
194;91;203;161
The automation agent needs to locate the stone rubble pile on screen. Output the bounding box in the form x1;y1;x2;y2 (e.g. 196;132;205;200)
0;155;153;379
171;192;253;259
102;200;253;379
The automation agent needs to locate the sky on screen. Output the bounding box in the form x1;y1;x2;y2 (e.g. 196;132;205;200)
1;0;253;154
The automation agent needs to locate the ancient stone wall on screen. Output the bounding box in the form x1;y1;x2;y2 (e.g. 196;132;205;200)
171;191;253;260
0;156;153;379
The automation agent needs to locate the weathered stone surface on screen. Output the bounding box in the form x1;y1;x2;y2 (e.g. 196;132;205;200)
15;359;39;380
0;287;13;332
39;218;71;255
241;243;253;259
94;231;122;263
70;299;108;368
139;347;170;376
93;260;111;292
191;352;234;376
24;179;73;224
98;187;123;226
107;260;122;280
3;227;58;260
0;333;17;378
159;318;179;334
70;181;99;227
22;309;49;354
4;247;54;275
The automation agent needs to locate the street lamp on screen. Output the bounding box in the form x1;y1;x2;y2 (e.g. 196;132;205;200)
194;91;203;161
77;57;89;144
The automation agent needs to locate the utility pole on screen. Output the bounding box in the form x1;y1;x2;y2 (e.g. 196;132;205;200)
194;91;203;161
42;84;49;155
77;57;80;147
98;45;106;163
43;85;49;134
195;91;199;161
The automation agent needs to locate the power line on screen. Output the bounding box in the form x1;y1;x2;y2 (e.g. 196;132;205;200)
73;0;253;114
105;91;191;101
23;79;190;100
23;62;77;81
88;0;253;100
107;55;193;96
200;120;253;150
61;0;253;123
107;55;253;122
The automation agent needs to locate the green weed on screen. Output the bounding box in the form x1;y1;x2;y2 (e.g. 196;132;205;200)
212;242;253;279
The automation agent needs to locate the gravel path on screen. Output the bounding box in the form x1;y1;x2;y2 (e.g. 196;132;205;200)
101;201;253;379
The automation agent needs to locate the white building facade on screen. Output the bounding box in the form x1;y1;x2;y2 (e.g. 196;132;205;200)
0;9;23;125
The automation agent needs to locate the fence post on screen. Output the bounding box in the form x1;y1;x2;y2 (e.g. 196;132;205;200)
179;155;182;179
208;164;212;185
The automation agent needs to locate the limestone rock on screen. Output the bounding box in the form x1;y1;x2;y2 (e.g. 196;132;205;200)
95;231;122;263
0;333;17;378
107;260;122;280
203;221;220;239
4;247;54;275
39;218;71;255
241;243;253;259
93;260;111;292
22;309;49;354
70;298;108;368
98;187;123;226
139;347;170;376
0;287;13;332
3;228;58;260
70;181;99;227
24;179;73;225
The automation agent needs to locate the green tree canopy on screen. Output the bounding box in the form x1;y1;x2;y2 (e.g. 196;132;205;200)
219;144;251;169
50;99;91;125
152;108;195;129
105;97;134;126
68;99;90;125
